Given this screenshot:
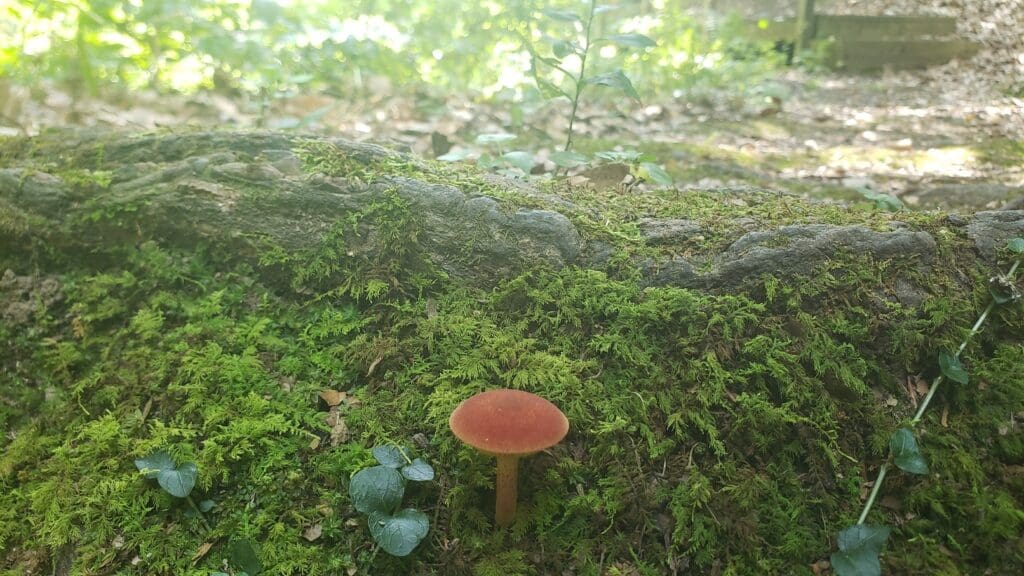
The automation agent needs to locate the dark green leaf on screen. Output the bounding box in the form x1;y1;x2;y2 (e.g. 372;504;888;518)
368;509;429;557
401;459;435;482
157;462;197;498
134;452;175;479
502;151;535;173
830;524;891;576
541;9;580;22
198;499;215;512
1008;238;1024;254
939;352;968;385
598;34;656;49
549;150;589;168
372;445;411;468
229;539;262;576
583;69;641;102
889;428;928;475
349;465;404;514
639;162;673;186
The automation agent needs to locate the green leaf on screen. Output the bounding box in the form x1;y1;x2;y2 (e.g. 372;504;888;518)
598;33;656;49
475;133;517;145
368;509;429;557
229;539;262;576
502;151;535;173
536;78;571;100
939;352;968;385
134;452;175;479
830;524;891;576
639;162;673;186
349;465;404;514
860;190;904;212
198;499;216;512
1008;238;1024;254
552;40;574;59
583;69;641;102
401;459;435;482
549;150;589;168
437;149;473;162
541;8;580;22
372;445;411;468
157;462;197;498
889;428;928;475
595;149;644;163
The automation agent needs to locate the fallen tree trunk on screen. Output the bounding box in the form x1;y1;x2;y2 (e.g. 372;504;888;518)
1;130;1022;298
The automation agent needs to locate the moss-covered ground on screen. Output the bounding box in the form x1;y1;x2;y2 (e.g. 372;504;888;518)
1;137;1023;576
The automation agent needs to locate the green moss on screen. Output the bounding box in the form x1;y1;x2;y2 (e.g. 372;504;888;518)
973;138;1024;167
1;138;1022;575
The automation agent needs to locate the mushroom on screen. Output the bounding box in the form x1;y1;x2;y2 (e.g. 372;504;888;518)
449;389;569;526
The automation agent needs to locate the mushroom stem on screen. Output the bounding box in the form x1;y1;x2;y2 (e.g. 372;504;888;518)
495;455;519;526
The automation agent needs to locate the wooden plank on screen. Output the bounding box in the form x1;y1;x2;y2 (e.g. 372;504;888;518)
835;39;979;71
816;15;957;41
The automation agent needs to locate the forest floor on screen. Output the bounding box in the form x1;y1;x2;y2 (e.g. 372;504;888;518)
3;63;1022;213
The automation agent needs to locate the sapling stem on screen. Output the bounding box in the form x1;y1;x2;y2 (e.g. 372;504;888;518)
564;0;597;152
856;256;1020;525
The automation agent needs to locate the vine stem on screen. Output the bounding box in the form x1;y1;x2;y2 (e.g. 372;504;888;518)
186;495;212;532
856;257;1020;525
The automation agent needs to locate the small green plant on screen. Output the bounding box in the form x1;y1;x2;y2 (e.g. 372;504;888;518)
524;2;654;152
134;451;211;530
830;237;1024;576
439;133;537;177
592;149;673;187
348;445;434;557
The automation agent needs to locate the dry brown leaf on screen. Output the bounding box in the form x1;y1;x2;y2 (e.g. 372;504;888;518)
941;406;949;428
326;407;350;446
303;523;323;542
810;559;830;575
192;541;214;562
366;355;384;377
319;390;347;407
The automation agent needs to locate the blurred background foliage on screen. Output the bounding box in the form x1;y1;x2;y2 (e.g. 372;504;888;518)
0;0;784;104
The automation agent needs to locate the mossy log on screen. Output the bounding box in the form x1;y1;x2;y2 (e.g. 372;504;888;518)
2;130;1022;301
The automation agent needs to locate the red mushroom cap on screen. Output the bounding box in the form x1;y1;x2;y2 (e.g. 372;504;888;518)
449;389;569;455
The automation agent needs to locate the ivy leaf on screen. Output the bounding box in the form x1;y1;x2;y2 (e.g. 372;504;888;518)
549;150;589;168
938;352;968;385
638;162;673;186
830;524;891;576
349;465;404;514
229;539;262;576
583;69;641;102
134;451;175;479
368;509;430;557
502;151;535;174
889;428;928;475
157;462;197;498
372;445;411;468
401;458;435;482
598;33;656;49
541;8;580;22
1007;238;1024;254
